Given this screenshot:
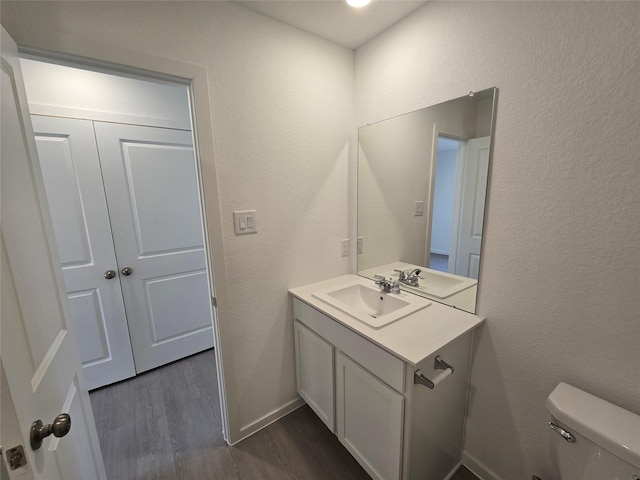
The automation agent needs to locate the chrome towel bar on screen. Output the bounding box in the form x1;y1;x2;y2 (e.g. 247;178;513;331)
414;355;454;389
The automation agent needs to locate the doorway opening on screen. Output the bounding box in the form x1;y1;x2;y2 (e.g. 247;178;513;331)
430;136;465;274
18;53;229;464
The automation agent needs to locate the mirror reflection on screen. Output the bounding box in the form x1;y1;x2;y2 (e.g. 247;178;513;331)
357;88;497;313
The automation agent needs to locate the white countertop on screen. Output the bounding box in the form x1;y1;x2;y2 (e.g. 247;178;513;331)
289;274;484;366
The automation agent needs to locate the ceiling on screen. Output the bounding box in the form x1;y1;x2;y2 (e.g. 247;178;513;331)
233;1;429;50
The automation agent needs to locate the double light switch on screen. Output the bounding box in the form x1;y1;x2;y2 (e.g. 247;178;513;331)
233;210;257;235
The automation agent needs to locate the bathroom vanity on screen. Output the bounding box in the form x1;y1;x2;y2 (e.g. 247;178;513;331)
289;275;484;480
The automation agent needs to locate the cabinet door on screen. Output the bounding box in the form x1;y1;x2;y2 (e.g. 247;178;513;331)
336;352;404;480
294;320;335;431
32;115;136;390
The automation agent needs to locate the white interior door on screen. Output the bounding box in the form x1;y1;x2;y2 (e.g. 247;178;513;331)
32;116;136;390
94;122;215;373
1;27;106;479
454;136;490;279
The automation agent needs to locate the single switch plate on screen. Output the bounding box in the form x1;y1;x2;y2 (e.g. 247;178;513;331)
233;210;257;235
414;200;425;216
341;239;350;257
357;237;364;254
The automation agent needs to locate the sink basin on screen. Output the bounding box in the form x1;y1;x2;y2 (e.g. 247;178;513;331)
399;270;477;299
312;280;430;328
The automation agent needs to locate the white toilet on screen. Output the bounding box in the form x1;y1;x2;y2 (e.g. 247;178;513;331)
546;382;640;479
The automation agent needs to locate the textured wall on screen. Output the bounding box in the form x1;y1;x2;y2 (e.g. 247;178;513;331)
3;2;639;477
1;1;354;437
356;2;640;479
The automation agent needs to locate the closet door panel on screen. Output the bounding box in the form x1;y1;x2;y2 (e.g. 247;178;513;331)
94;122;214;373
120;141;204;254
32;115;136;390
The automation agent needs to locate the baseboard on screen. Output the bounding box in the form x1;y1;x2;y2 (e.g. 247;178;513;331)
231;396;306;445
443;460;464;480
462;451;504;480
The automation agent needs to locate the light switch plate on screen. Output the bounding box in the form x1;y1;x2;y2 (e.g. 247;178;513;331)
414;201;425;216
357;237;364;254
233;210;257;235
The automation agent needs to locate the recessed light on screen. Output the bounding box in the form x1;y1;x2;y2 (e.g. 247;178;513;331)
347;0;371;8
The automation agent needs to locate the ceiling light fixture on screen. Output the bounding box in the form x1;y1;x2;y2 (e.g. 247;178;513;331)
347;0;371;8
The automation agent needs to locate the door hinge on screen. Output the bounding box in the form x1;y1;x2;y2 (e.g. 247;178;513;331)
211;296;217;308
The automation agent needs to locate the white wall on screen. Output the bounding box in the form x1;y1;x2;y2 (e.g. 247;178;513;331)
431;146;457;255
3;2;639;478
20;58;191;129
1;1;354;441
356;2;640;479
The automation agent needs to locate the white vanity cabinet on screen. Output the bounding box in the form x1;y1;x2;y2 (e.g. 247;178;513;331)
292;296;475;480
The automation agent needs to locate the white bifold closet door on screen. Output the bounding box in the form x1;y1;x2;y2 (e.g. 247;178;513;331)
33;116;215;390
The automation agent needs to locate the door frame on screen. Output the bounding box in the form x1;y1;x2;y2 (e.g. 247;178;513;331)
15;40;238;443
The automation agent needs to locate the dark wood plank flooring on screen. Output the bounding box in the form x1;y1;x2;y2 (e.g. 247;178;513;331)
90;349;479;480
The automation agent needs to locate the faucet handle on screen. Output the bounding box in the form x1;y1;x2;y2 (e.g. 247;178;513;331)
394;269;407;280
373;275;393;293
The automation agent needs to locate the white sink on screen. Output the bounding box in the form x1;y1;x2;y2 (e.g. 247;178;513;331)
399;270;477;299
312;280;430;328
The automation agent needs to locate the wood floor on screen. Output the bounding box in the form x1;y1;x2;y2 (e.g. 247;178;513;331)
90;349;479;480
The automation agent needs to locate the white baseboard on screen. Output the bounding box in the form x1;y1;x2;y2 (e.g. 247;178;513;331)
443;460;464;480
462;451;504;480
231;396;306;445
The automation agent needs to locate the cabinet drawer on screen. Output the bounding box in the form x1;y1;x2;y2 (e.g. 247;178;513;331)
293;298;405;393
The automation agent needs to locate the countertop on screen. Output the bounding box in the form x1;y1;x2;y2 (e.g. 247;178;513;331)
289;274;484;366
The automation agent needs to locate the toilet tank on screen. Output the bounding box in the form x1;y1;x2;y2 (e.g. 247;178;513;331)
546;382;640;480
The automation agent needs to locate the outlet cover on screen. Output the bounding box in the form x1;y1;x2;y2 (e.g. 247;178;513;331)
341;239;350;257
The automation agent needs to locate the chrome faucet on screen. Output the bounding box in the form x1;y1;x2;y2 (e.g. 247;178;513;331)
373;275;400;294
394;268;421;287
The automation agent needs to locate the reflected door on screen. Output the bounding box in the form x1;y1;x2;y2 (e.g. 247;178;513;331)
454;137;490;279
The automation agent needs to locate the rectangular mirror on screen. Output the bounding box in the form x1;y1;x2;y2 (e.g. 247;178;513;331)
357;87;497;313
